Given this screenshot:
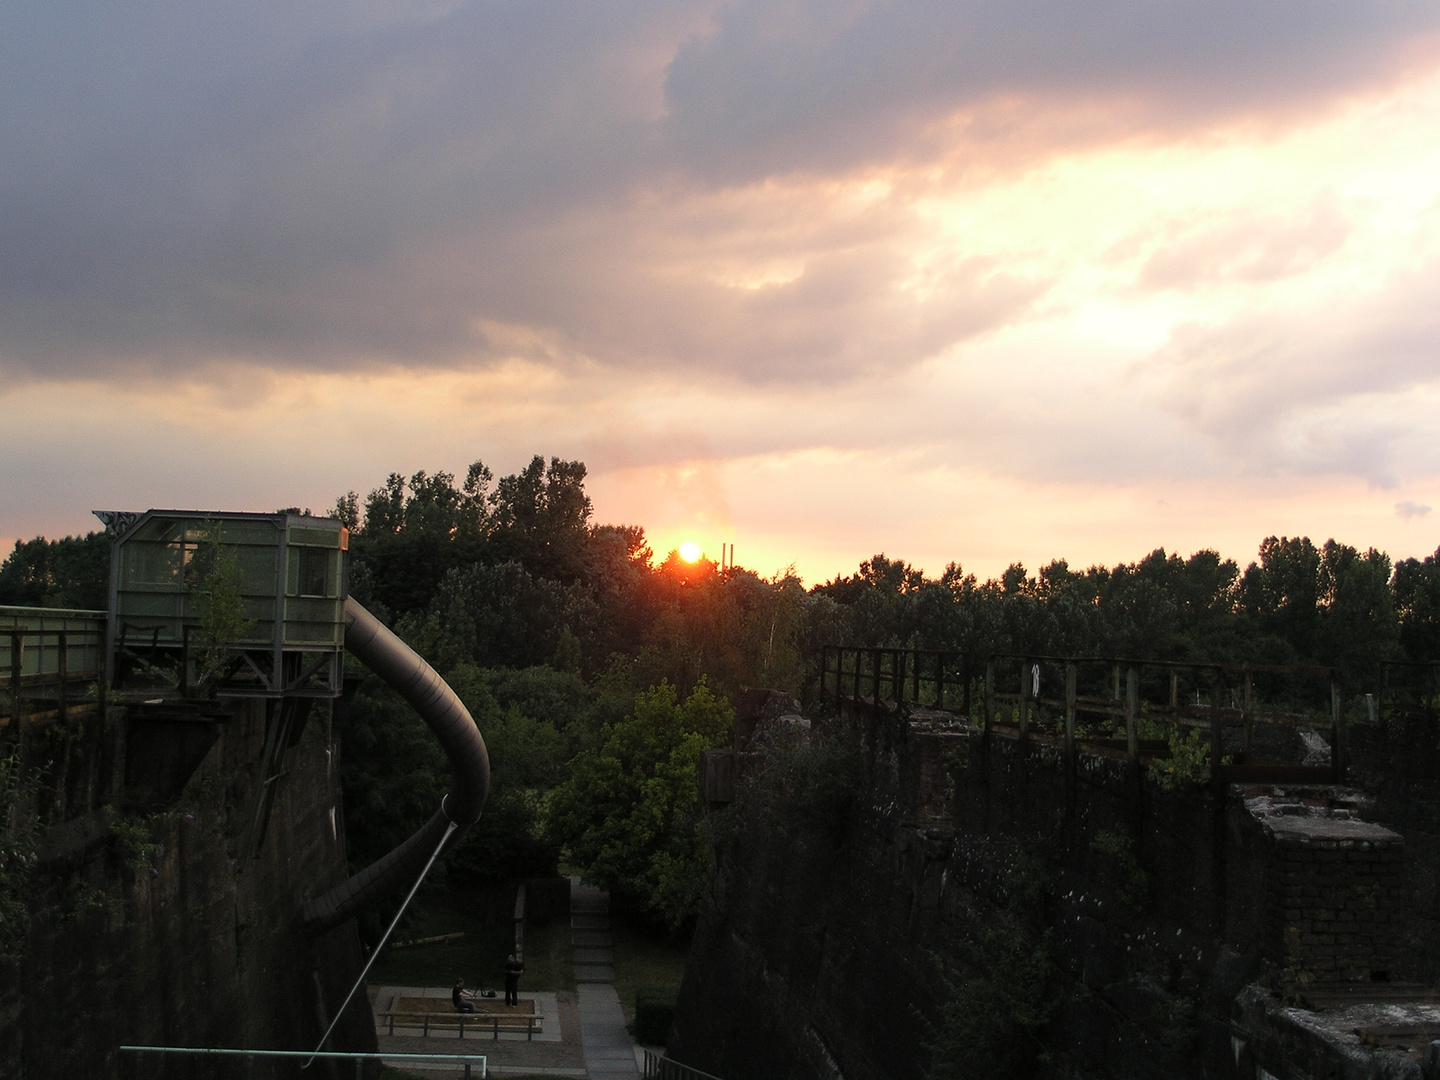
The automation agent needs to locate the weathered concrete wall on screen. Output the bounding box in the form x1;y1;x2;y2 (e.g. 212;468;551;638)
672;704;1425;1080
0;695;375;1079
1347;710;1440;982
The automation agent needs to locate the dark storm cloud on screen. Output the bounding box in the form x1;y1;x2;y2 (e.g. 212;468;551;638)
1;0;1436;380
663;0;1440;178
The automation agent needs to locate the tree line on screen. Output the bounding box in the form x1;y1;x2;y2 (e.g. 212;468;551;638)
3;458;1439;926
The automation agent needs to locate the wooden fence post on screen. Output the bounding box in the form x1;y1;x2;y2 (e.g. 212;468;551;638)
1018;660;1030;741
1210;677;1224;791
1064;663;1077;759
1332;680;1346;783
1126;667;1139;763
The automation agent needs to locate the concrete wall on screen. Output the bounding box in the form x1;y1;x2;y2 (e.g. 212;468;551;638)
0;695;375;1079
672;703;1426;1080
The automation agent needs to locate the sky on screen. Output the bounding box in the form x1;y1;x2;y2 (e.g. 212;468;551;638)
4;1;1440;585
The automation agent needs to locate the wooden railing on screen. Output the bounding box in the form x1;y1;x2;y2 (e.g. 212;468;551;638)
822;646;1348;784
1;625;106;733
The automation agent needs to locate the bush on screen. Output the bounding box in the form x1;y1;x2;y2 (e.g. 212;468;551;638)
634;987;678;1045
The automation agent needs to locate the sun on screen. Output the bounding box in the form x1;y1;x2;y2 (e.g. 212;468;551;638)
679;541;701;563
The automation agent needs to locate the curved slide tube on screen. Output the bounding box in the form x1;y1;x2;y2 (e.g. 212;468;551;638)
303;597;490;932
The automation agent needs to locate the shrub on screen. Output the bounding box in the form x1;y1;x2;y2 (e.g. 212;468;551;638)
634;987;678;1045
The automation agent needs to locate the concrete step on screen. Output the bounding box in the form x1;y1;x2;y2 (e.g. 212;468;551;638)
571;930;611;947
575;964;616;983
573;947;614;964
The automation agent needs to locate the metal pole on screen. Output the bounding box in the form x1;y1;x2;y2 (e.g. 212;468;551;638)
1018;660;1029;741
1332;680;1346;783
57;631;68;724
984;661;995;729
1211;678;1224;790
1242;668;1254;762
1126;667;1139;763
1064;663;1076;758
10;632;21;733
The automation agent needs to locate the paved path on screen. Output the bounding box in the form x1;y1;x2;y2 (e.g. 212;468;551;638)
571;879;641;1080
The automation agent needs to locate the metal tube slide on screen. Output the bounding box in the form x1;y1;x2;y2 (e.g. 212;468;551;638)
303;597;490;932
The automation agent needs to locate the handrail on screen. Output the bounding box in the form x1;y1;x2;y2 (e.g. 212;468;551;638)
2;627;107;732
642;1048;727;1080
822;645;1348;783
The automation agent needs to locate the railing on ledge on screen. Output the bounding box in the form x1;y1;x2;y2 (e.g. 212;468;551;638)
820;646;976;716
642;1049;727;1080
1378;660;1440;724
822;646;1347;785
0;607;107;734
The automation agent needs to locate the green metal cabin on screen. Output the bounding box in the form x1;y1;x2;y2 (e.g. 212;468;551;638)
106;509;348;697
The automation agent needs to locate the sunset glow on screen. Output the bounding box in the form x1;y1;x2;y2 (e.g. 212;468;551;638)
4;3;1440;581
679;542;702;564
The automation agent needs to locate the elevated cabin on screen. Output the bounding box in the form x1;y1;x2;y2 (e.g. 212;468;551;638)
106;509;348;698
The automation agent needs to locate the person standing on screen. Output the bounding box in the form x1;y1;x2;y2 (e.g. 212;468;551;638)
504;954;524;1006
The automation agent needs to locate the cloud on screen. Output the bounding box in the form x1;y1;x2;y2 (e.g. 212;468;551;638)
1134;195;1352;290
662;0;1440;180
1141;253;1440;482
1396;500;1432;519
2;1;1438;385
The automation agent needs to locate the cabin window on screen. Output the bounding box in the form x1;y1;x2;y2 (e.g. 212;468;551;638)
298;547;331;597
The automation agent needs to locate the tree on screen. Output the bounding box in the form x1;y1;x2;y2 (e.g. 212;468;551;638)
545;680;733;928
0;532;110;610
1394;548;1440;663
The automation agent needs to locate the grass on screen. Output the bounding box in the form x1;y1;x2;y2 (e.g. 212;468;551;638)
367;886;515;992
366;883;574;995
609;907;692;1027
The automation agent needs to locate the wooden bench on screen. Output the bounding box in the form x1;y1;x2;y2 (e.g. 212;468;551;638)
376;1011;543;1040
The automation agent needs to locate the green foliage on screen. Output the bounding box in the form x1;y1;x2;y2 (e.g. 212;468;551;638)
0;753;44;961
1153;994;1199;1054
1148;726;1213;790
0;531;110;610
727;715;862;838
112;813;166;875
339;679;449;873
187;523;254;687
1090;827;1149;913
924;841;1056;1080
545;680;733;929
633;987;678;1045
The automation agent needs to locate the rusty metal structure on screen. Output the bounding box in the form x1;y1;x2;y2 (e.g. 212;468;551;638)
101;509;348;698
820;645;1348;785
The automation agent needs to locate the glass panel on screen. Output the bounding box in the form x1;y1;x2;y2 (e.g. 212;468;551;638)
130;516;183;543
122;543;182;587
298;548;331;597
289;525;340;548
217;520;279;545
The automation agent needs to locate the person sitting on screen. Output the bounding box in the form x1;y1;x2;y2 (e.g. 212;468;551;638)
452;978;476;1013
